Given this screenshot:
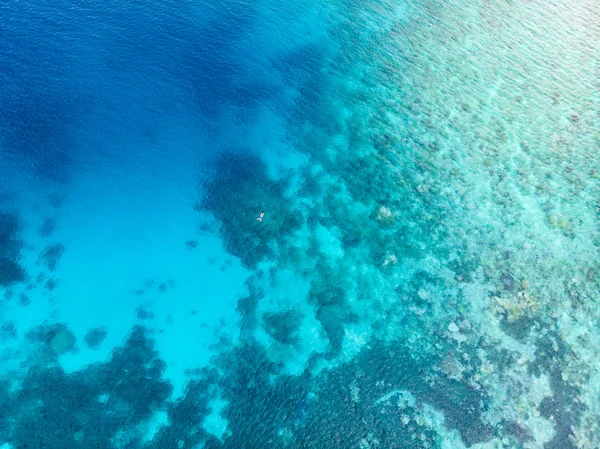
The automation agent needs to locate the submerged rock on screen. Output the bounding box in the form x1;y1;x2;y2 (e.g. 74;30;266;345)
448;322;460;333
39;243;66;271
50;328;76;355
501;273;515;290
374;206;394;225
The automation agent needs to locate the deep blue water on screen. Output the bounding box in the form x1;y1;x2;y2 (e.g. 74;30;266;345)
1;0;600;447
1;0;291;181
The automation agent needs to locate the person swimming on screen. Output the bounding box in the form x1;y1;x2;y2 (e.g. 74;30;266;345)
256;212;265;222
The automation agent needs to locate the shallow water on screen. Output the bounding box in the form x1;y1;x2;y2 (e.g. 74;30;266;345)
0;0;599;447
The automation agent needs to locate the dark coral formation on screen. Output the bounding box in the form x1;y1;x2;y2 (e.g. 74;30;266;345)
206;337;496;449
84;327;108;350
532;331;585;449
0;212;26;286
200;151;303;269
39;243;66;271
26;323;77;357
2;327;174;449
0;320;507;449
262;310;303;345
144;377;213;449
0;321;17;339
38;217;57;237
0;258;26;287
185;239;198;249
136;306;155;320
213;342;301;448
44;278;59;291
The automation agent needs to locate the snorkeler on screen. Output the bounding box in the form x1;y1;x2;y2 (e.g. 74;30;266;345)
256;212;265;222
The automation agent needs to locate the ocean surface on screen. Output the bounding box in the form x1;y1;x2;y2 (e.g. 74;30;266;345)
0;0;599;447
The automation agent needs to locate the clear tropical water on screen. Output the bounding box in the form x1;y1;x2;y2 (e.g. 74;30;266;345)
0;0;599;447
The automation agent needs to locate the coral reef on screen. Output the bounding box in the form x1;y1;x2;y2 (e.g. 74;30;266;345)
262;310;303;345
199;151;304;269
0;212;25;286
84;327;108;350
38;243;65;271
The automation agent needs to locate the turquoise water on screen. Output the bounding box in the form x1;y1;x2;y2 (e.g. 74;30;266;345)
1;0;599;447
